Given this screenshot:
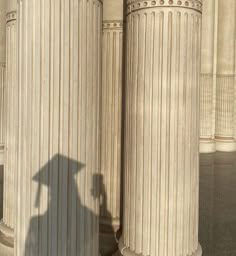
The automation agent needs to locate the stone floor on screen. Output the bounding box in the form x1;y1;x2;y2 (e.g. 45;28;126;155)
199;152;236;256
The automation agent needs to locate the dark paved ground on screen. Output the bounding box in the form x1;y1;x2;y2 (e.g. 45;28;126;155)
199;152;236;256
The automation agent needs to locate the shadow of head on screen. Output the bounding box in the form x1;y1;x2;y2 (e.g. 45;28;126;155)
32;153;86;207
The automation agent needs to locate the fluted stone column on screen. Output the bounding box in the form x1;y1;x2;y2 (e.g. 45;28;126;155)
199;0;216;153
15;1;102;256
0;0;6;164
100;0;123;255
0;1;13;256
119;1;202;256
215;0;236;152
0;1;17;251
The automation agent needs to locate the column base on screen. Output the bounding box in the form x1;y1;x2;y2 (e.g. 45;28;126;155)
0;221;14;256
99;220;120;256
215;137;236;152
119;239;202;256
100;231;118;256
200;138;216;153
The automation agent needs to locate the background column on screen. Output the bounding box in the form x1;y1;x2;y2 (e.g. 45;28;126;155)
0;0;6;228
215;0;236;151
0;1;13;255
15;0;102;256
0;1;17;252
199;0;216;153
100;0;123;255
119;1;202;256
0;0;6;157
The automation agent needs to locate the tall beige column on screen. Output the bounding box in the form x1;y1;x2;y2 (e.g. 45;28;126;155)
0;1;17;251
119;1;202;256
199;0;216;153
100;0;123;255
15;0;102;256
215;0;236;152
0;0;6;163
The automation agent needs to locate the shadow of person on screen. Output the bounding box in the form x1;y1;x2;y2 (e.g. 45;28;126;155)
24;154;100;256
99;175;120;256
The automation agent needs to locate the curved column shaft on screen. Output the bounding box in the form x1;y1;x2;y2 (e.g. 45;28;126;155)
15;1;102;255
0;0;6;149
0;64;5;146
120;1;202;256
0;1;16;254
215;0;236;151
199;0;216;153
2;5;17;232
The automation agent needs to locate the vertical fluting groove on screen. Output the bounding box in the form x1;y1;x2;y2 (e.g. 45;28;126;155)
122;3;201;256
215;0;236;146
16;0;102;256
101;18;123;227
216;75;235;137
0;63;5;145
200;74;214;138
4;11;16;231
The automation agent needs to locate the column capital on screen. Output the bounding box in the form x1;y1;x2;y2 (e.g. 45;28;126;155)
6;11;16;23
126;0;202;15
103;20;124;30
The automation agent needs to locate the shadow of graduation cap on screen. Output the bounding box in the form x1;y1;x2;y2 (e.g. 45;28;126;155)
33;153;85;184
32;153;85;206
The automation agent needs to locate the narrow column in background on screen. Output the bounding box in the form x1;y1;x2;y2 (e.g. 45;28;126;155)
0;0;17;253
0;0;6;155
0;0;13;255
119;1;202;256
100;0;123;255
215;0;236;152
0;0;6;217
200;0;216;153
15;0;102;255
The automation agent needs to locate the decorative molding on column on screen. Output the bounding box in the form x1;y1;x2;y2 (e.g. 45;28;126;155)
103;20;123;30
126;0;202;14
215;74;236;152
16;0;102;255
6;11;16;23
120;3;202;256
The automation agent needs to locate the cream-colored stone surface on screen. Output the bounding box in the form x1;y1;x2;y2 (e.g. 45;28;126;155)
215;0;236;151
0;1;16;253
199;0;216;153
103;0;123;21
0;0;6;149
2;0;17;234
15;0;102;255
200;0;236;152
100;1;123;254
119;1;202;256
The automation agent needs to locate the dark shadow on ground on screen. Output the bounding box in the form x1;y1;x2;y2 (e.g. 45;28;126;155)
199;152;236;256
